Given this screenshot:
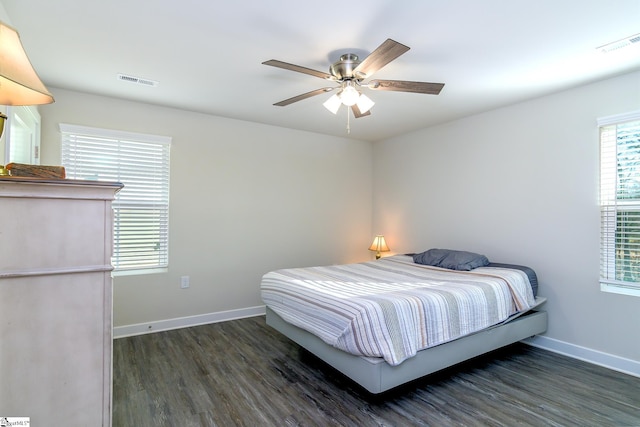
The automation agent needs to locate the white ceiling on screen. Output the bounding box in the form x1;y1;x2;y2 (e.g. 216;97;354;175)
2;0;640;141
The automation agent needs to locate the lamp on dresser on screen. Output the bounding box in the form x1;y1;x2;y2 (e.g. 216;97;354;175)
0;21;54;144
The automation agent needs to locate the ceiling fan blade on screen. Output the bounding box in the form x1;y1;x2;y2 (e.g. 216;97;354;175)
351;104;371;118
368;79;445;95
263;59;334;80
273;87;335;106
353;39;410;79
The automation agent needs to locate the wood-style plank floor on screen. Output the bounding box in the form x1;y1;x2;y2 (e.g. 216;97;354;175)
113;316;640;426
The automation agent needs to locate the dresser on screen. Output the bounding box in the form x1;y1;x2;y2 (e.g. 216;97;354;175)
0;177;122;426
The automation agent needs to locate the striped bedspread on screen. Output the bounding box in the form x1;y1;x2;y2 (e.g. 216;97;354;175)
261;255;536;366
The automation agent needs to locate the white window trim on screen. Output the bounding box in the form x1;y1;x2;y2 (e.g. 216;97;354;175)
597;110;640;127
600;281;640;298
598;109;640;298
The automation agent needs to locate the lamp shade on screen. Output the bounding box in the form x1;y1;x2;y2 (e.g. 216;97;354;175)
339;84;359;106
323;93;341;114
356;93;375;114
0;22;54;105
369;235;390;259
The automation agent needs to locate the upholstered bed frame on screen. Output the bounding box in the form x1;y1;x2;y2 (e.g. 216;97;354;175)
266;297;547;394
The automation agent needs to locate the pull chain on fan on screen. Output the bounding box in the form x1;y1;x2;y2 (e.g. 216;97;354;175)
346;104;351;134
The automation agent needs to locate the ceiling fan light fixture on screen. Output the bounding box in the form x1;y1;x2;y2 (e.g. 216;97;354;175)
264;39;445;125
340;84;359;106
356;93;375;114
323;93;341;114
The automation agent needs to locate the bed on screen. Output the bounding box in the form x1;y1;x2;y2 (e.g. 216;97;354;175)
261;250;547;394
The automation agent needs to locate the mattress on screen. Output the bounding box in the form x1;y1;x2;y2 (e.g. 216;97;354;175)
487;262;538;296
261;255;536;366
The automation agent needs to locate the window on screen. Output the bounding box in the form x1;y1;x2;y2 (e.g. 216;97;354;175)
599;110;640;296
60;124;171;274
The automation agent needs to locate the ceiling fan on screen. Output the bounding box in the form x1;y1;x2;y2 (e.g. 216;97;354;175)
263;39;445;119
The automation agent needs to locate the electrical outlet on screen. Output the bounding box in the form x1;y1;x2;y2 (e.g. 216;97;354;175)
180;275;190;289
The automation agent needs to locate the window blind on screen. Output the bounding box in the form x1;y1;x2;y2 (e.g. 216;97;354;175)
598;111;640;294
60;123;171;272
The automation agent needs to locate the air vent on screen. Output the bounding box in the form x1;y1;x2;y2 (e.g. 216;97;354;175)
598;33;640;53
117;73;159;87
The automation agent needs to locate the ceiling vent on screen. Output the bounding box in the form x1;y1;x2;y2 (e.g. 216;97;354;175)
598;33;640;53
117;73;159;87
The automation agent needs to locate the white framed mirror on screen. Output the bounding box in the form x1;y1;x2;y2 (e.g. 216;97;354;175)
3;105;41;165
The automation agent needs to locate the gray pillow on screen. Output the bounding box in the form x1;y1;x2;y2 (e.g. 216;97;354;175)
413;248;489;271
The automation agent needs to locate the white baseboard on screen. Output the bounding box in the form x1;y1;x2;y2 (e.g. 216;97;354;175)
522;335;640;378
113;305;266;339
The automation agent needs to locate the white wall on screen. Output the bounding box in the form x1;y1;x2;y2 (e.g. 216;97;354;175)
39;88;373;328
373;70;640;364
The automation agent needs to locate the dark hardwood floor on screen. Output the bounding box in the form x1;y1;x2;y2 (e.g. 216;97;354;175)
113;316;640;426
